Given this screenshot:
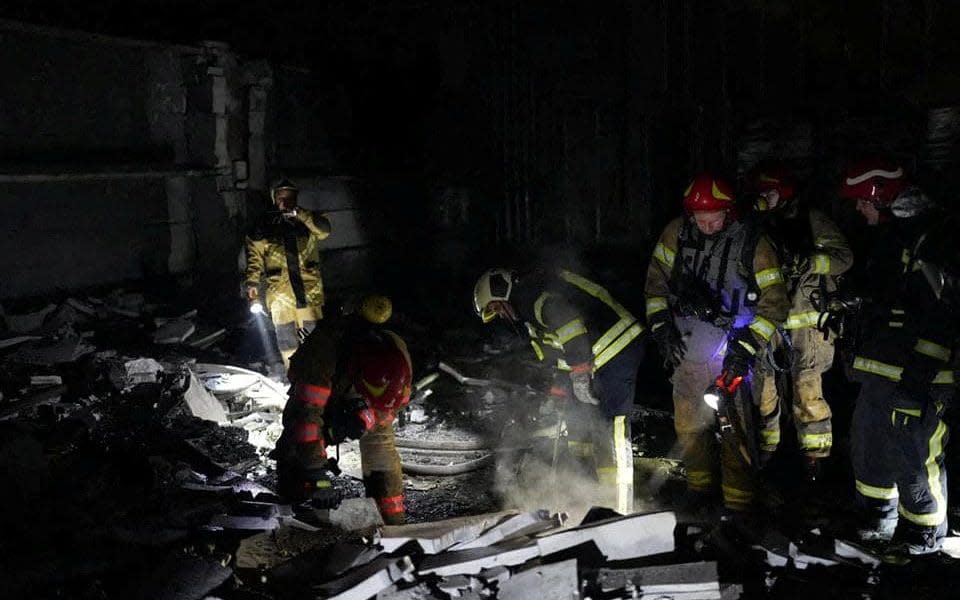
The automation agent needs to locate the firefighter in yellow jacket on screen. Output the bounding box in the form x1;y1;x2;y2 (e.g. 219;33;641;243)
272;298;411;524
245;178;332;367
748;164;853;479
645;174;789;514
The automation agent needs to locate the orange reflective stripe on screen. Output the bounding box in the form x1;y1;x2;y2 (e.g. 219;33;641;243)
357;408;376;432
569;363;591;374
378;495;405;514
295;383;331;407
294;423;321;443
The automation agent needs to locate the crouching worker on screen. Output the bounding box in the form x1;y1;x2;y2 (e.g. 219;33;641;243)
272;315;412;525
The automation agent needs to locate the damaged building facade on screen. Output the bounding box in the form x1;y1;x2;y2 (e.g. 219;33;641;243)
3;1;960;598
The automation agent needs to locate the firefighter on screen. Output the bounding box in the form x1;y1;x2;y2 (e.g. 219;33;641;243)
749;164;853;479
473;268;645;514
272;305;411;525
645;174;789;514
840;160;955;555
245;178;332;368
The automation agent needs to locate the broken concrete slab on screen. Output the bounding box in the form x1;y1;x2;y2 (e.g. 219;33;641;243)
4;303;57;333
416;539;541;577
185;327;226;349
751;530;794;568
134;554;232;600
316;556;416;600
376;582;444;599
269;541;383;581
10;336;95;364
125;358;164;385
0;334;43;350
0;384;66;420
379;510;519;554
207;513;280;531
598;561;720;598
315;497;384;532
437;574;478;597
941;536;960;559
498;559;579;600
154;319;196;344
183;371;228;423
448;510;559;550
536;510;676;561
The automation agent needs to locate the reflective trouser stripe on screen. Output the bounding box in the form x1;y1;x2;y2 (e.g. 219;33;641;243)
568;441;594;457
722;484;753;510
294;383;330;407
899;420;948;527
856;480;899;500
377;495;405;515
800;432;832;453
686;470;713;492
760;428;781;448
595;416;632;484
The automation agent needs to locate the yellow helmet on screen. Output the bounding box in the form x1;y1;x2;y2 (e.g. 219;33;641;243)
473;269;513;323
360;295;393;324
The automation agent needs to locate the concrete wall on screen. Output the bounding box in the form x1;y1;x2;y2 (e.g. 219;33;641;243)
0;23;255;301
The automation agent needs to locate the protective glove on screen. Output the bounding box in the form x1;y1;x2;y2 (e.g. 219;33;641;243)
323;397;374;444
651;319;686;369
723;328;758;381
301;467;342;509
568;364;600;405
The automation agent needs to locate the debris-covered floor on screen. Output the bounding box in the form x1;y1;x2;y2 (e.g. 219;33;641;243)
2;288;960;599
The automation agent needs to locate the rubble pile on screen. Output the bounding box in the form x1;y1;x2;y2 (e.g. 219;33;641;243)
2;291;958;598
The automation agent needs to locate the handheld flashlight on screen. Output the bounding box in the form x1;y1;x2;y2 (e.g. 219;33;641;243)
250;301;264;315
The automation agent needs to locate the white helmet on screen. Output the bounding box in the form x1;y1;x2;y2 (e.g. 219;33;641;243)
473;269;514;323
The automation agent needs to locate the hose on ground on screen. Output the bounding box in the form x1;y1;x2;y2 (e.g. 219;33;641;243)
394;437;491;451
400;453;494;475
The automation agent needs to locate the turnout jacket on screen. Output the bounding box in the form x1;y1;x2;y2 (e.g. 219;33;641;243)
244;210;331;308
847;213;956;387
761;206;854;331
510;269;644;372
645;216;789;357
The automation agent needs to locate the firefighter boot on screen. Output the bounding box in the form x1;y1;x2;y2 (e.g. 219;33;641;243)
889;523;945;556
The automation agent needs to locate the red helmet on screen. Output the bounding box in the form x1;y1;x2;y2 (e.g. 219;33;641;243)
750;163;796;208
683;174;736;214
349;331;413;413
840;160;907;207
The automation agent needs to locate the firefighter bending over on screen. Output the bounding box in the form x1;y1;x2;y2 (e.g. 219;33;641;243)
474;267;644;514
272;297;411;524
